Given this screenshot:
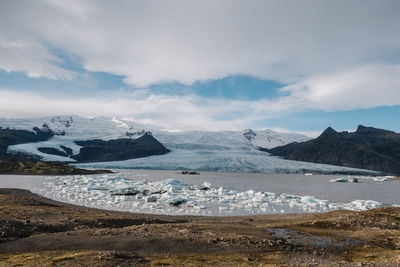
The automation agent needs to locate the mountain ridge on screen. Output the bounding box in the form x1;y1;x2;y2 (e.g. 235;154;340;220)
1;116;382;174
267;125;400;174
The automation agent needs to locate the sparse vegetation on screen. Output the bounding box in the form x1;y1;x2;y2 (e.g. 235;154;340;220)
0;160;112;175
0;188;399;266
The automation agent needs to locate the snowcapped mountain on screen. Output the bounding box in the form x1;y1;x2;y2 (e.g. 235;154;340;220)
0;115;377;174
0;115;309;160
149;127;309;150
0;116;150;141
0;116;159;162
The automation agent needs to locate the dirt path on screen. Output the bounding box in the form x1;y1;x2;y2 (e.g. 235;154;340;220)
0;188;399;266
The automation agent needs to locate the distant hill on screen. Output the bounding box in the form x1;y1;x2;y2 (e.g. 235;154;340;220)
267;125;400;174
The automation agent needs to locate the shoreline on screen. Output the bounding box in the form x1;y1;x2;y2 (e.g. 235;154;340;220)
0;160;113;175
0;188;399;266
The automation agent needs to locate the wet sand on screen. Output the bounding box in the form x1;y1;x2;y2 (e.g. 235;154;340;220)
0;188;399;266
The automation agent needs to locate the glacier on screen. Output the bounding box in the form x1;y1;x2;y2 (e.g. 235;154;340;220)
1;115;379;174
78;148;376;174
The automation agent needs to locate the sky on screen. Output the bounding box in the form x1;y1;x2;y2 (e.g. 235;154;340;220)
0;0;400;135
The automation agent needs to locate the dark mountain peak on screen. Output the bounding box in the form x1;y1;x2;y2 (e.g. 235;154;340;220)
355;125;396;136
357;125;367;131
268;124;400;174
318;127;338;138
243;129;256;141
356;125;376;133
324;126;336;133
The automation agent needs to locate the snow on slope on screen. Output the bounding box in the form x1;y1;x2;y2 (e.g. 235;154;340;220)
0;116;149;140
243;129;309;149
151;128;309;150
1;116;150;161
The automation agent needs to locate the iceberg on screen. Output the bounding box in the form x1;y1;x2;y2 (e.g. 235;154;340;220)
36;173;387;216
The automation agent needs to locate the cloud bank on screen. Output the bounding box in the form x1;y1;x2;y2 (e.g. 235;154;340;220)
0;0;400;130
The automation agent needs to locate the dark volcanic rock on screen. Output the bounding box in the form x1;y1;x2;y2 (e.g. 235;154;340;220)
0;125;169;163
267;125;400;174
72;135;169;163
38;147;69;157
38;145;74;158
60;145;73;156
179;171;200;175
243;129;257;141
111;189;140;196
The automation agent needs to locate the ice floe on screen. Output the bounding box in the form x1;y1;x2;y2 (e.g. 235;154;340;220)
329;175;394;183
36;173;387;216
330;177;359;183
373;176;392;182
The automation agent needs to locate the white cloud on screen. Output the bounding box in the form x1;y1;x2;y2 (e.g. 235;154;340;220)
1;0;400;86
0;90;251;131
0;72;398;132
0;36;74;80
281;64;400;111
0;88;320;131
0;0;400;126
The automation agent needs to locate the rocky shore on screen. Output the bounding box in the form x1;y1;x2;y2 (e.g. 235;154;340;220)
0;188;399;266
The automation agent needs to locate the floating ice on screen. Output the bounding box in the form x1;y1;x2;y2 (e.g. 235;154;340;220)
35;173;387;216
330;176;393;183
373;177;391;182
330;177;359;183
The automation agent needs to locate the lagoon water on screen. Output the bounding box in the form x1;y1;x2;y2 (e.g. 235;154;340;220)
115;169;400;204
0;169;399;216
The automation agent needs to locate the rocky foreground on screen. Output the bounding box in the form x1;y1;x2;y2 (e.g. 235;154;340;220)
0;189;399;266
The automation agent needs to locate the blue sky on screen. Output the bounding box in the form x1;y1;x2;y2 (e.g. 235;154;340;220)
0;0;399;135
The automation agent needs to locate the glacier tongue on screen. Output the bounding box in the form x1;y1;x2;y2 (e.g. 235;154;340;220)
78;148;376;174
37;173;385;216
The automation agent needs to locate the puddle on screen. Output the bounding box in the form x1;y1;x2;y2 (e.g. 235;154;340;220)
265;228;364;250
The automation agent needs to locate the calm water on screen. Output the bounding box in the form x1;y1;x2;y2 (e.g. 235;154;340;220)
122;169;400;205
